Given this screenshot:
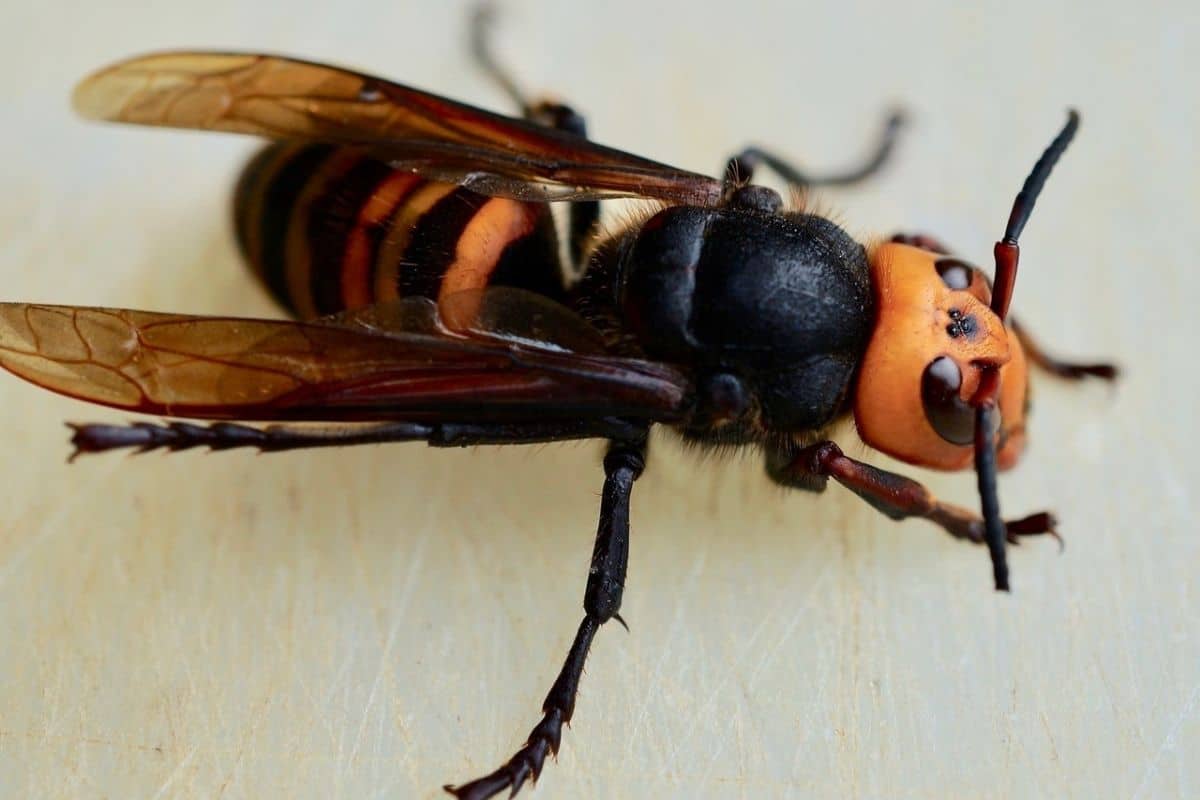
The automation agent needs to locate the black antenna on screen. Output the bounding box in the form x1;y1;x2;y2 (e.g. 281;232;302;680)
976;110;1081;591
1004;110;1081;243
991;110;1080;322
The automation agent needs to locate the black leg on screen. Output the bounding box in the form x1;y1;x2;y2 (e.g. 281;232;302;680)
469;3;598;268
65;418;647;459
445;435;647;800
469;3;529;115
766;440;1059;548
724;110;904;189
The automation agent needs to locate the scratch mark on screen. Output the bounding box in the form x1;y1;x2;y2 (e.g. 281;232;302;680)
1131;681;1199;800
347;528;428;769
696;563;833;785
217;692;272;797
151;744;198;800
625;542;709;764
1039;711;1060;763
0;456;121;590
0;729;166;753
1093;657;1147;751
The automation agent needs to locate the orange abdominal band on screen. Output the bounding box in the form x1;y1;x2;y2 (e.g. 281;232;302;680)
438;198;540;329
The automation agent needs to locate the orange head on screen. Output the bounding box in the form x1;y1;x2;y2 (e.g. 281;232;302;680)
853;243;1030;471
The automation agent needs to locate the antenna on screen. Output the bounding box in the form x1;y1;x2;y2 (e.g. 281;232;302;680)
975;110;1080;591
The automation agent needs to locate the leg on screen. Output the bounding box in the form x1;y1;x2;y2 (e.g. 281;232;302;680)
723;110;904;189
65;417;646;459
889;231;951;254
766;440;1059;547
445;435;647;800
524;100;599;267
469;4;598;267
1011;320;1119;381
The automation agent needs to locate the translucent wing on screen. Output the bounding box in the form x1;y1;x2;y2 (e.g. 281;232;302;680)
335;288;609;354
0;300;690;423
73;51;724;205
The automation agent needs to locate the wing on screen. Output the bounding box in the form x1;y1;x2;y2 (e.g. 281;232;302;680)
0;299;691;423
73;51;724;206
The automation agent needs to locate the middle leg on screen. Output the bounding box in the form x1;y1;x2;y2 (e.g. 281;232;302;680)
445;433;648;800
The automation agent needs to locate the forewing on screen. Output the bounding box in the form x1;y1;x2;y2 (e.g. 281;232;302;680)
336;288;610;355
73;51;724;205
0;303;690;422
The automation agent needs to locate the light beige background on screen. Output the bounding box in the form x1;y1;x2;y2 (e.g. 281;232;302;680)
1;1;1196;798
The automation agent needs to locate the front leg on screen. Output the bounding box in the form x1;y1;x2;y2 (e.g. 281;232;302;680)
445;434;647;800
766;441;1059;547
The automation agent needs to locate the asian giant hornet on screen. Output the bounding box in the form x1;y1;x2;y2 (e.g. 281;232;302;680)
0;8;1116;799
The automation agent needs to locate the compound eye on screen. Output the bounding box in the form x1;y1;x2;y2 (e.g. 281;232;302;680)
935;258;975;290
921;356;975;444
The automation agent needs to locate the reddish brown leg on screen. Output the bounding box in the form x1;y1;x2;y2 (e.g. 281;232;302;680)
1011;320;1119;381
889;232;951;253
767;441;1059;548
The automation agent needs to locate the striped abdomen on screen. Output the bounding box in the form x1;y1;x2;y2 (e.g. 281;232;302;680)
233;143;564;320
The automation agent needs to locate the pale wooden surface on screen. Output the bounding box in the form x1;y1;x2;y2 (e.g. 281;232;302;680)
1;1;1196;798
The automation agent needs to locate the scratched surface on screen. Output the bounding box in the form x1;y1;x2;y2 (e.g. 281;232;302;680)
0;1;1196;798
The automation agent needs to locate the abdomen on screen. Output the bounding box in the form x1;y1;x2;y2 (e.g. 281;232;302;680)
233;143;564;320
